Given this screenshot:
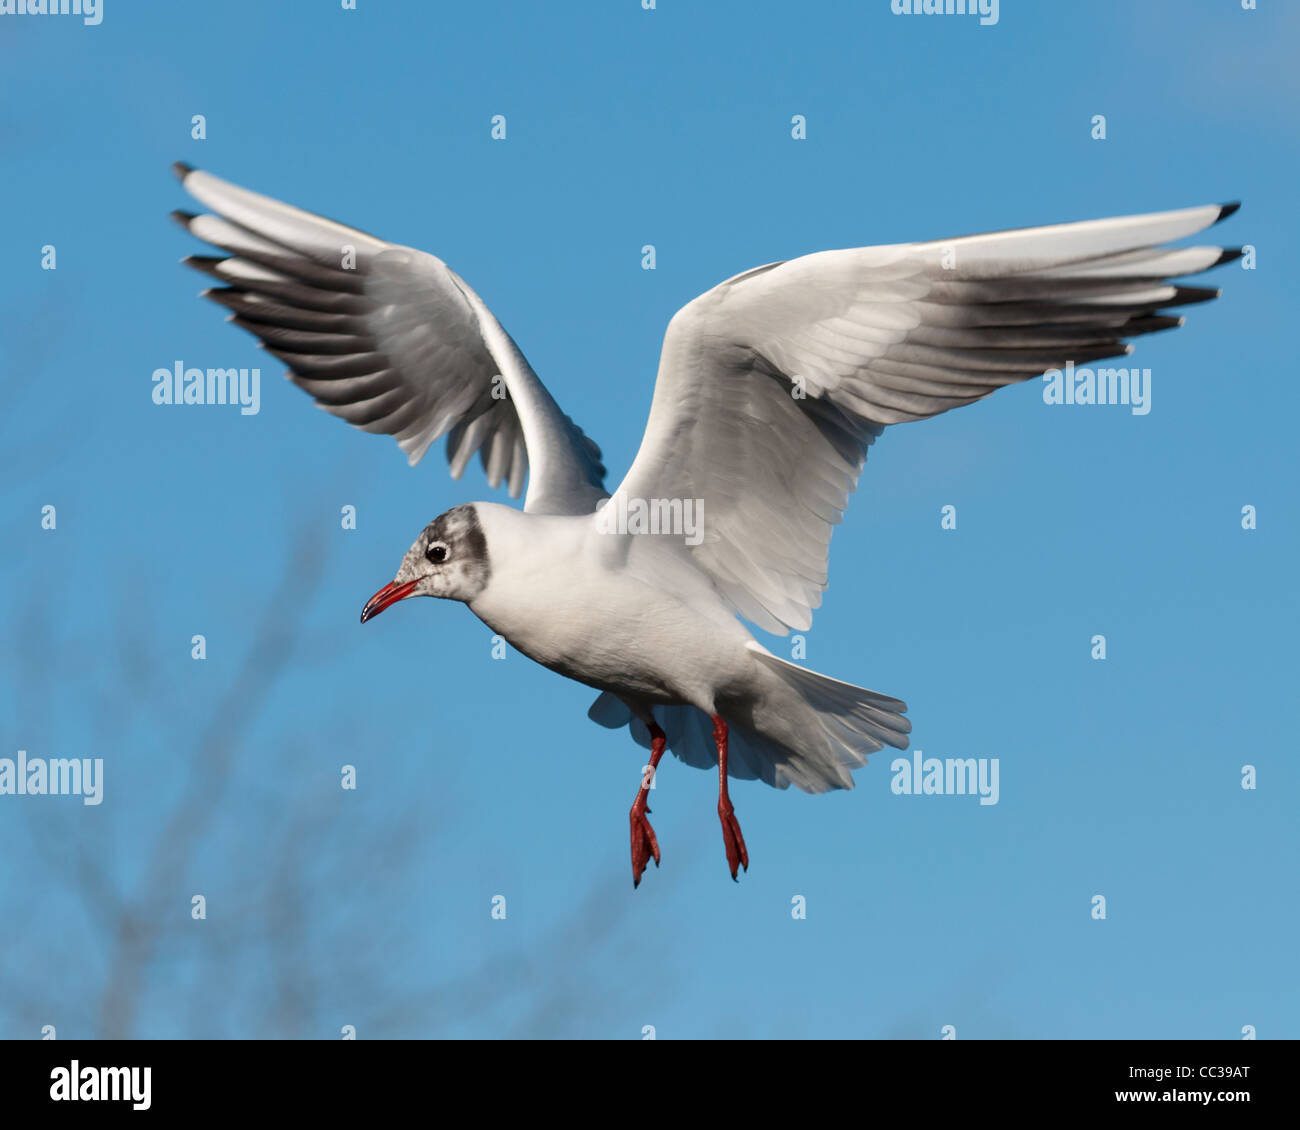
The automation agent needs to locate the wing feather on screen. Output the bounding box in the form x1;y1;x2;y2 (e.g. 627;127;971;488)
614;203;1240;632
172;164;606;514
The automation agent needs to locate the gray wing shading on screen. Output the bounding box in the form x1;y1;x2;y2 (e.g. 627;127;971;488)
613;203;1241;632
588;692;787;788
171;163;607;515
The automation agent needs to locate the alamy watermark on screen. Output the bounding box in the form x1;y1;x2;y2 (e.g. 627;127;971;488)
1042;360;1151;416
1;751;103;806
595;492;704;546
0;0;102;25
890;750;999;805
891;0;998;27
50;1061;150;1110
152;361;261;415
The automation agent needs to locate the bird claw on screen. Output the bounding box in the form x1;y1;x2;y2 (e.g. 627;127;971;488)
718;801;749;880
630;805;661;888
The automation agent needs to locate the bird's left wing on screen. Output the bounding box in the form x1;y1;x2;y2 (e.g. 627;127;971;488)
171;164;607;515
613;203;1241;633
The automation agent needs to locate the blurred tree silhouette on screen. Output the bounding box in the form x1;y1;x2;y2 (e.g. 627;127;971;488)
0;524;653;1039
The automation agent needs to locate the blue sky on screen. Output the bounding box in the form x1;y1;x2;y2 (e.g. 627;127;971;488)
1;0;1296;1039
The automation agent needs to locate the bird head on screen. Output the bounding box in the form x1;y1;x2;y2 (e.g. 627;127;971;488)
360;503;491;622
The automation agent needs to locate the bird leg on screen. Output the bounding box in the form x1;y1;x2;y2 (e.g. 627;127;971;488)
629;720;667;888
713;715;749;880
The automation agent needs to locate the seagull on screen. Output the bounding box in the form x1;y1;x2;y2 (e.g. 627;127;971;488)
171;163;1239;885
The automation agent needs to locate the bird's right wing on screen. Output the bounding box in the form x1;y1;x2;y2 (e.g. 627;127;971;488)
613;203;1241;633
172;164;608;515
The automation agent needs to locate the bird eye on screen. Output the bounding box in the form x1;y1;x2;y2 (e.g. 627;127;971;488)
425;543;448;564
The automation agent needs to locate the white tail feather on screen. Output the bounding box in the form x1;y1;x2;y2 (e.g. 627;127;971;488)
587;646;910;794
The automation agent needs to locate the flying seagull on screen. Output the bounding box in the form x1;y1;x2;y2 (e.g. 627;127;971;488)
171;163;1238;884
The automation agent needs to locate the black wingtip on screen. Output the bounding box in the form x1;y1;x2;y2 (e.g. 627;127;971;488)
1216;201;1241;222
180;255;225;280
1214;247;1245;267
1125;314;1184;335
172;161;195;181
169;209;197;230
1165;285;1222;308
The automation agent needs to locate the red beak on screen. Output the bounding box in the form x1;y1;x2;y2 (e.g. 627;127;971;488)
360;579;419;624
